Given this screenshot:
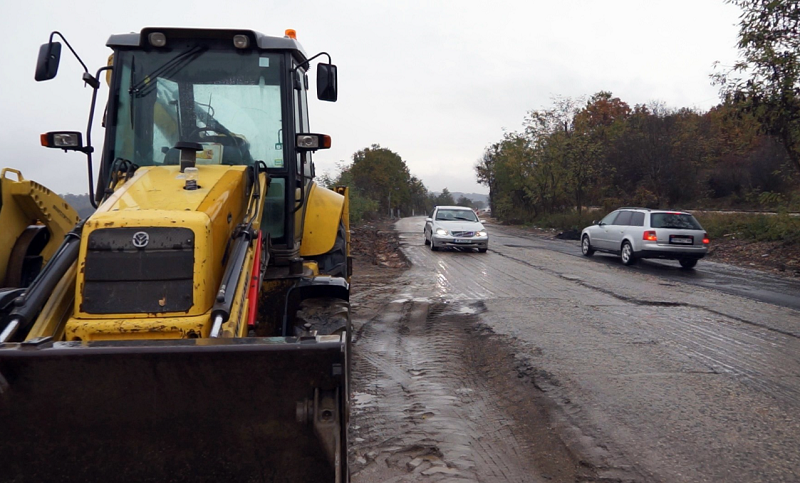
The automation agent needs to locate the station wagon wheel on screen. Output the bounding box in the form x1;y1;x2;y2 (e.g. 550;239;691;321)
581;236;595;257
621;241;636;265
424;229;430;245
679;259;698;269
430;238;439;251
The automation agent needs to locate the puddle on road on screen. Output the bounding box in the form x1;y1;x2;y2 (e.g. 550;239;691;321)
352;392;378;409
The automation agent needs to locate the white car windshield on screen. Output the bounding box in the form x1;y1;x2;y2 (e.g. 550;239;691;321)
436;209;478;222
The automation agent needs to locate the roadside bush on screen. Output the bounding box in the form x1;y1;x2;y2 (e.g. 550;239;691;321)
348;191;379;224
533;210;598;233
693;212;800;244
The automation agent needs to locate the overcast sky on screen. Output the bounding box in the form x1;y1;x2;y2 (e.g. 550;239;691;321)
0;0;742;196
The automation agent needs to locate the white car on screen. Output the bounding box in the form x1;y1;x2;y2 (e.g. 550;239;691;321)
424;206;488;253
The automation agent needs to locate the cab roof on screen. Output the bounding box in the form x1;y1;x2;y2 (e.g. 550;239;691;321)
106;27;307;61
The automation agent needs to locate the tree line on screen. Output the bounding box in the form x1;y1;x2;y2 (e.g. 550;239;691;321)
476;0;800;225
320;144;481;222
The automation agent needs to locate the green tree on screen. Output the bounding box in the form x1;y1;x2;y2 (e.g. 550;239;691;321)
326;145;431;220
455;195;474;208
435;188;456;206
714;0;800;174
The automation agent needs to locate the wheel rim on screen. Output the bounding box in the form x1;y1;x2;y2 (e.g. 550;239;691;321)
582;238;589;254
622;244;631;262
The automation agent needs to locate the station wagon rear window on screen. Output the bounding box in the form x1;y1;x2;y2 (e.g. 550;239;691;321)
650;213;702;230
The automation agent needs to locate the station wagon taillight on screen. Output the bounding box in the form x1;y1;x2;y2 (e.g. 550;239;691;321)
643;230;657;241
703;233;710;244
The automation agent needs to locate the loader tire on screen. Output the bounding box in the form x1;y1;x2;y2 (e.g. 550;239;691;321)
295;297;351;338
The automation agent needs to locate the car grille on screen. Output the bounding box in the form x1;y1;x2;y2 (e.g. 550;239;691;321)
82;227;195;314
451;231;476;237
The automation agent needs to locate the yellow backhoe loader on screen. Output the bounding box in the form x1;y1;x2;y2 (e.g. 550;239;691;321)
0;28;351;482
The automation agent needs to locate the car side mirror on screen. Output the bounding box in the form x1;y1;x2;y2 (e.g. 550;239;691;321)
479;219;485;223
317;63;337;102
35;41;62;81
592;220;597;225
426;217;432;222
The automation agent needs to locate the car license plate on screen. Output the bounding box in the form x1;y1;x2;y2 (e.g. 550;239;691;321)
670;235;693;245
453;239;470;243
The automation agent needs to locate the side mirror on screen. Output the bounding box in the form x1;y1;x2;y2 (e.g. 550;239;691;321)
426;217;432;222
317;63;337;102
35;42;62;81
592;220;597;225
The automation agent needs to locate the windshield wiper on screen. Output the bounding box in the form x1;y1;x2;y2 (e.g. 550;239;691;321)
130;46;207;99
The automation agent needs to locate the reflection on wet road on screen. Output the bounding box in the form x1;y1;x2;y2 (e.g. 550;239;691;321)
351;216;800;483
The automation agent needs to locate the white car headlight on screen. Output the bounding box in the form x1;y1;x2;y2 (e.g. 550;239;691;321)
476;230;487;237
435;228;448;236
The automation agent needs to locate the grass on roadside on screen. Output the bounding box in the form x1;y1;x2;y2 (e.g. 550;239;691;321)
693;212;800;244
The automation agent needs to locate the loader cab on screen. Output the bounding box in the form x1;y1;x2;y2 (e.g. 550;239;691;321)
100;28;334;261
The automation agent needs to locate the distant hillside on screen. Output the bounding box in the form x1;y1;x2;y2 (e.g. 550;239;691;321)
61;193;96;218
433;192;489;204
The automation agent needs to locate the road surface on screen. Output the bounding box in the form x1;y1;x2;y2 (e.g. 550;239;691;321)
349;217;800;482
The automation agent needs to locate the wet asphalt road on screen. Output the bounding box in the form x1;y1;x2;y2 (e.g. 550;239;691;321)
350;216;800;483
491;224;800;312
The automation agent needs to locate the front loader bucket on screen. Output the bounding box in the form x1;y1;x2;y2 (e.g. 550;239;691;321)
0;336;349;483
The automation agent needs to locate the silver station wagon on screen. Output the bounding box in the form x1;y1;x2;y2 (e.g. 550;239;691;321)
580;208;710;268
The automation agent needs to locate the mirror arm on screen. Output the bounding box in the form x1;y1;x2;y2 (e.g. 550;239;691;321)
291;52;332;74
48;31;92;82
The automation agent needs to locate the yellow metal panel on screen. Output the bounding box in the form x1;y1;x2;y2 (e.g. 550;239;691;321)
299;182;345;256
220;246;256;338
73;210;214;320
63;164;264;340
65;313;211;341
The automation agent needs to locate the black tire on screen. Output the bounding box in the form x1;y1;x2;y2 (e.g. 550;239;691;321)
620;241;637;265
478;248;487;253
581;235;595;257
294;297;351;337
430;239;439;251
424;230;430;245
679;258;698;269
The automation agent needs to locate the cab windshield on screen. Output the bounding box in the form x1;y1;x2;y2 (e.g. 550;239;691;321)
109;48;285;169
